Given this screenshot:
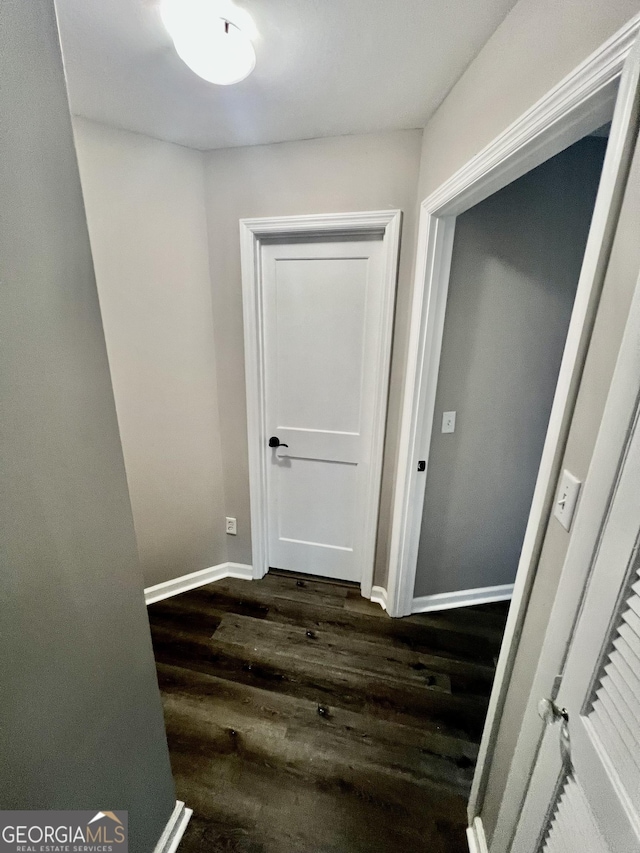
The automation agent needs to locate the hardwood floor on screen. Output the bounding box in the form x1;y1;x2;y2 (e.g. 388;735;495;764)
148;571;508;853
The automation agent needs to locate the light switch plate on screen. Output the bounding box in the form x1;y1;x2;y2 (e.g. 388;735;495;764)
442;411;456;434
553;470;581;531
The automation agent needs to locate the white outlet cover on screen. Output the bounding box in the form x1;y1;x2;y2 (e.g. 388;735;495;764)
225;516;237;535
553;470;581;531
442;411;456;434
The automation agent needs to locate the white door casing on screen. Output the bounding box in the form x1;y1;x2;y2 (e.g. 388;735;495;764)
493;229;640;852
511;312;640;850
240;212;401;594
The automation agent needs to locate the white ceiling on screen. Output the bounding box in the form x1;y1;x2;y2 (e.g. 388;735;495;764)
55;0;519;151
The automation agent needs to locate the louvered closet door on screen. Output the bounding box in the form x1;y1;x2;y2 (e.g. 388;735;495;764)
513;404;640;852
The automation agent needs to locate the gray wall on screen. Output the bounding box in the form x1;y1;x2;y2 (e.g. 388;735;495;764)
417;0;640;201
0;3;176;848
73;118;227;588
203;130;423;584
482;130;640;843
414;138;606;598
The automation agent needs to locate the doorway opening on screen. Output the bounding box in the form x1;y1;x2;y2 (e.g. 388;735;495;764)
413;129;609;612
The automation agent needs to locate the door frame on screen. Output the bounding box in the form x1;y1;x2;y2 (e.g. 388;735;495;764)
239;210;402;597
384;10;640;829
506;268;640;853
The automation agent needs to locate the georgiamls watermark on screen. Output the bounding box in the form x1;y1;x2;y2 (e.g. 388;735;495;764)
0;812;128;853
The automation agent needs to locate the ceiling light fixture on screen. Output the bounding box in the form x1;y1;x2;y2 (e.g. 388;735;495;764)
160;0;256;86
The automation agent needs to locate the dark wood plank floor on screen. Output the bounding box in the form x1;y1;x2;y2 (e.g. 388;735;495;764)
148;571;508;853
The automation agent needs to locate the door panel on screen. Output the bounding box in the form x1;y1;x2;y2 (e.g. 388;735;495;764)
263;237;388;582
273;256;368;433
277;457;358;548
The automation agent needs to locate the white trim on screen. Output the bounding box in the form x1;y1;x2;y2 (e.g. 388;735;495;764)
493;288;640;843
478;31;640;839
384;11;640;835
411;584;513;615
466;817;489;853
502;275;640;852
152;801;193;853
370;584;388;611
239;211;401;598
144;562;253;605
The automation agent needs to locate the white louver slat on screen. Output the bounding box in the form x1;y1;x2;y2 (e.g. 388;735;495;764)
541;776;610;853
588;564;640;805
602;662;640;723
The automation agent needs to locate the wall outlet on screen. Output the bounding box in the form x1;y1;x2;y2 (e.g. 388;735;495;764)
225;517;237;535
553;470;581;531
442;411;456;434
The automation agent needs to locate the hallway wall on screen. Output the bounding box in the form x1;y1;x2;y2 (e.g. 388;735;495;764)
0;4;176;849
417;0;639;201
203;129;423;583
73;124;421;589
74;118;227;587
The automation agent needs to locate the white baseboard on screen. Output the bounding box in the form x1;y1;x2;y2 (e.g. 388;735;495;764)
412;583;514;614
370;585;388;611
153;801;193;853
144;561;253;605
466;817;489;853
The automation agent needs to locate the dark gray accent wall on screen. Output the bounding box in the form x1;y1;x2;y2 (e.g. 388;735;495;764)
0;2;176;849
414;138;607;599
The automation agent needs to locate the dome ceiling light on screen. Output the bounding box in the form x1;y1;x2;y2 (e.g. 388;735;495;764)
160;0;256;85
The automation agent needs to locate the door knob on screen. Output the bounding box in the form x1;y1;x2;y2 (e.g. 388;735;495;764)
268;436;288;448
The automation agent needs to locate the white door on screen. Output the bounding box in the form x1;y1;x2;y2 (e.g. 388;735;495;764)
261;235;391;582
511;363;640;851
